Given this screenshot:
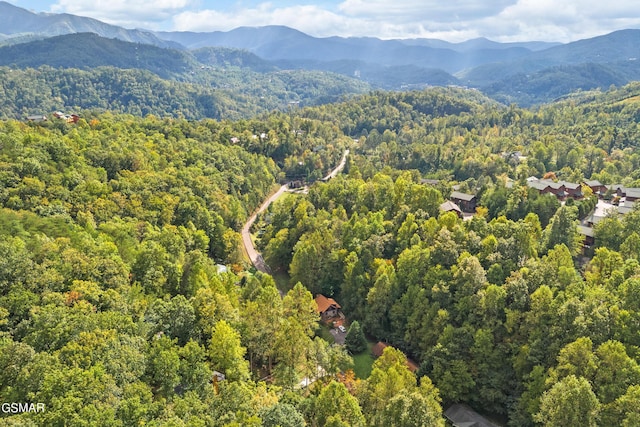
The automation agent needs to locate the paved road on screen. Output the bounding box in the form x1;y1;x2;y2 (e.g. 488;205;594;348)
323;149;349;181
241;184;288;273
241;149;349;273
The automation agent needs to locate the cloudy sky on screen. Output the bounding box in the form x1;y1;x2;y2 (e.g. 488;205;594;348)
8;0;640;42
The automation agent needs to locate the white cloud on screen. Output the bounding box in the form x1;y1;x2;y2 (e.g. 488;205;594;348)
481;0;640;42
338;0;516;22
172;4;356;35
45;0;640;42
171;2;484;40
51;0;195;28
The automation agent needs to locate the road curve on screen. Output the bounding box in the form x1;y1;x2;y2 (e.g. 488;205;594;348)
241;149;349;273
323;149;349;181
241;184;288;273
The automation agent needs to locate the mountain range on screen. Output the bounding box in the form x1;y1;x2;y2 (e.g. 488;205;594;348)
1;0;640;107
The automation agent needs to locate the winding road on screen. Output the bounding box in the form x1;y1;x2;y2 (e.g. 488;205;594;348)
241;149;349;273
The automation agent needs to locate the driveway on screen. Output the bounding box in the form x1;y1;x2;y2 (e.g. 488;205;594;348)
330;327;346;345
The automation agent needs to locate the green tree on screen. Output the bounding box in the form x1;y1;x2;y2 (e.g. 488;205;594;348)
535;375;600;427
620;232;640;260
145;295;197;346
289;230;333;295
594;340;640;404
209;320;250;381
541;205;581;255
283;282;319;337
603;385;640;427
274;317;312;390
315;381;365;427
377;376;445;427
365;260;397;339
360;346;417;425
147;336;181;398
548;337;597;384
344;320;367;354
241;281;283;373
260;403;305;427
178;340;213;398
594;215;624;251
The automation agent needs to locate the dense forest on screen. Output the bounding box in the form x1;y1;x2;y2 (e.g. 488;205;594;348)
1;84;640;425
0;64;370;121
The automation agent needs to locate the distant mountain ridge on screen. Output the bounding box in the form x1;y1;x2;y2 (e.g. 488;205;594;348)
1;0;640;107
155;26;546;74
0;32;196;78
0;1;177;48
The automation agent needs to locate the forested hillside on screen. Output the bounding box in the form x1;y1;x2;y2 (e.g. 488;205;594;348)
0;33;371;120
1;84;640;425
256;85;640;425
0;64;370;121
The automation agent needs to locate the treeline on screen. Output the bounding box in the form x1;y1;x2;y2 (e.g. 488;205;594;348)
0;67;253;120
0;63;370;121
0;33;197;79
300;85;640;187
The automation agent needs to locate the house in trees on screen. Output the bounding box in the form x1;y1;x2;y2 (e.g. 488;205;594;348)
605;184;625;199
625;188;640;202
420;178;440;186
558;181;583;199
371;342;388;358
450;191;477;213
584;179;607;196
539;180;567;199
444;404;501;427
602;185;640;203
315;294;342;320
439;200;463;218
53;111;80;123
26;115;47;122
526;178;583;200
577;225;595;251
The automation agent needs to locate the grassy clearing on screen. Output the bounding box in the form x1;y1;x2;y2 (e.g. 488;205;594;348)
352;341;375;379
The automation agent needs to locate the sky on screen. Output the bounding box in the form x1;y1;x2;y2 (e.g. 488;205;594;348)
7;0;640;43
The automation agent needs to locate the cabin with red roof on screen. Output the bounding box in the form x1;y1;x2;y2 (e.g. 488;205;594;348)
314;294;341;320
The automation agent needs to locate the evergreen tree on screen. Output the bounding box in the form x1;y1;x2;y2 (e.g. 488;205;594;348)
344;320;367;354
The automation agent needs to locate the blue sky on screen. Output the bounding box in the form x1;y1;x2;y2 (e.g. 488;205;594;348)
7;0;640;42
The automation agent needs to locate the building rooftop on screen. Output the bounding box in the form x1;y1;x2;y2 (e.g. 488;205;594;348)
451;191;476;201
444;404;501;427
314;295;341;313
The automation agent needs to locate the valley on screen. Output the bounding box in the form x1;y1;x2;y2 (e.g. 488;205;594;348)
0;2;640;426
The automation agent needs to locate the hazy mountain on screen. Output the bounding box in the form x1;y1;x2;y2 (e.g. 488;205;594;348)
452;29;640;105
192;47;278;73
395;37;559;52
273;58;460;89
0;32;197;78
482;62;636;106
0;33;371;120
458;29;640;85
155;26;538;74
0;1;177;48
2;0;640;107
